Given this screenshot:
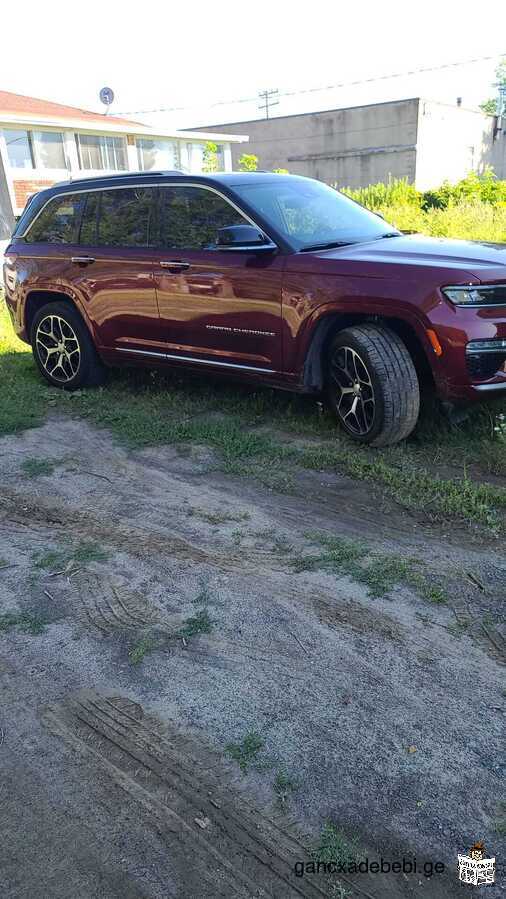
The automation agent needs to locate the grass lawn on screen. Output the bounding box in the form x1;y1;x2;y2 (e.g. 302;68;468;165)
2;296;506;531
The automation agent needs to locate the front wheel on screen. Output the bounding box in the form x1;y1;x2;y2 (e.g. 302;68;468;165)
326;324;420;447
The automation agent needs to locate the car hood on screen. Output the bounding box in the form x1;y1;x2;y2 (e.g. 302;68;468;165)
297;234;506;282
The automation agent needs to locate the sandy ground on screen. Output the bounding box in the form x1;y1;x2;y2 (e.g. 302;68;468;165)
0;416;504;898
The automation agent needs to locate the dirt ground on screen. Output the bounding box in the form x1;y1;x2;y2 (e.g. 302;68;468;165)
0;416;504;898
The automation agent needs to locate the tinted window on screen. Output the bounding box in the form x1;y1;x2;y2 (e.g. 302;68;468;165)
79;193;99;245
25;193;85;244
96;188;154;247
234;178;397;249
160;186;247;250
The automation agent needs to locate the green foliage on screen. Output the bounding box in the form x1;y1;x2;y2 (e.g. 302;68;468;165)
314;823;361;867
178;608;213;638
480;98;498;116
0;611;46;635
272;167;289;174
342;176;421;209
341;169;506;243
480;56;506;118
225;731;265;771
202;141;219;173
21;457;55;478
238;153;258;172
128;635;157;664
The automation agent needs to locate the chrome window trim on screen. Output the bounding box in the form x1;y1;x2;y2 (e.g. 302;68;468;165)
116;346;276;373
19;181;276;247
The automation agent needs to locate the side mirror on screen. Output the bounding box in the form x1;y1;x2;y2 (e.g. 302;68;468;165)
217;224;276;252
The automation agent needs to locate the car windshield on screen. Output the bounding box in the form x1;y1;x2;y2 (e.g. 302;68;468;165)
233;178;398;250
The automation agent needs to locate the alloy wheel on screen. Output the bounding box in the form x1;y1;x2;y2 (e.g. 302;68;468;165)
330;345;376;436
35;315;81;383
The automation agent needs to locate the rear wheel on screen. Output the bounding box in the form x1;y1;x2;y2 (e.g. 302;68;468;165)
326;324;420;446
30;301;106;389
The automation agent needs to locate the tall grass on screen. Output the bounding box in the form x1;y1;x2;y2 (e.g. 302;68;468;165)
341;172;506;242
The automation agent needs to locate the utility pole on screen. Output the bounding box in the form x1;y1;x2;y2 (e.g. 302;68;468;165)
258;88;279;120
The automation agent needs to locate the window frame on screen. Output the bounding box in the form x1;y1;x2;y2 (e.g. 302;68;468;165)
32;130;67;171
20;181;281;250
4;128;35;170
75;133;128;172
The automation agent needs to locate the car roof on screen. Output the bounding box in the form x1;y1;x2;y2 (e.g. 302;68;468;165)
50;170;307;192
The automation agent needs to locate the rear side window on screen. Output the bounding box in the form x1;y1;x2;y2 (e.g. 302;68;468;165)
25;193;85;244
160;186;247;250
93;188;154;247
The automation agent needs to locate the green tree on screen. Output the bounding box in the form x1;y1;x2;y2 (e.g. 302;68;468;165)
273;167;289;174
480;58;506;116
202;141;219;173
238;153;258;172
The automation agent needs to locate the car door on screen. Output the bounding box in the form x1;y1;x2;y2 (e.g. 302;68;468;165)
63;186;161;357
154;184;284;372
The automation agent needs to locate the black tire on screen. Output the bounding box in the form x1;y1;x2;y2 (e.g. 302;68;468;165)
30;301;106;389
326;324;420;447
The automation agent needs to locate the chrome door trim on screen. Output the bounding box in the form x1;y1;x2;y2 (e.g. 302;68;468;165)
116;346;275;374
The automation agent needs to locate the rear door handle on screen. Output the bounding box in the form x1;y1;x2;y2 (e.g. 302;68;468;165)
160;260;190;272
71;256;95;266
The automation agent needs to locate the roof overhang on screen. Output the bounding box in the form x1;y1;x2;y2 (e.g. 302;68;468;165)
0;112;249;143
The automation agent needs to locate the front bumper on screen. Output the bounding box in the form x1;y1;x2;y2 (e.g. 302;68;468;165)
426;300;506;402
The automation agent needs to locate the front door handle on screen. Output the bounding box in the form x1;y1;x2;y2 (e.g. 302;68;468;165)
160;260;190;272
71;256;95;266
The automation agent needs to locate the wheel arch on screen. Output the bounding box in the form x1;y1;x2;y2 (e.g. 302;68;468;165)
25;289;93;341
302;310;435;392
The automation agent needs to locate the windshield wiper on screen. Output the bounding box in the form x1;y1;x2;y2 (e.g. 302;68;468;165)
373;232;401;240
300;240;356;252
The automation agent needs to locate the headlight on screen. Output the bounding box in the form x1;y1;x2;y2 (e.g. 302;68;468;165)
442;284;506;306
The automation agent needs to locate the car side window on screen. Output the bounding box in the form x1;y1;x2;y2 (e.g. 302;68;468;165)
25;193;86;244
160;186;247;250
91;187;155;248
79;192;100;245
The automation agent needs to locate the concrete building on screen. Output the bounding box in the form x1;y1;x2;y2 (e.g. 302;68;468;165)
196;97;505;189
0;90;248;217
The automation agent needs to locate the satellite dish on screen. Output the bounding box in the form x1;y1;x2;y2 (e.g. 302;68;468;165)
99;86;114;108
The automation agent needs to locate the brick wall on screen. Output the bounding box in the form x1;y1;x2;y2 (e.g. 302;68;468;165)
13;179;55;212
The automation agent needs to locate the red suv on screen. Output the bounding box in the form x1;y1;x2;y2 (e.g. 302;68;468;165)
3;171;506;446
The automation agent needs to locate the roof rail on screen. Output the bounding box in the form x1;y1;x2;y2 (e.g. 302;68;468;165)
53;170;186;187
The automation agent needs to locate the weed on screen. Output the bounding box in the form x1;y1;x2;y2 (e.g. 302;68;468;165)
33;540;108;571
0;611;46;635
295;533;449;603
179;608;213;638
128;635;158;664
225;731;265;772
21;457;56;478
273;770;298;805
314;822;361;868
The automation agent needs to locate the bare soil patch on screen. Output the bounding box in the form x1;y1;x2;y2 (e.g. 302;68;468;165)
1;417;504;898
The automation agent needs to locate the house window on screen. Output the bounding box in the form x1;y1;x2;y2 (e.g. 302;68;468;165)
75;133;127;171
33;131;66;169
187;142;225;173
136;138;181;171
4;129;35;169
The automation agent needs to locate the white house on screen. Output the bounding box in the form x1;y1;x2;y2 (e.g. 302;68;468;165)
0;90;248;218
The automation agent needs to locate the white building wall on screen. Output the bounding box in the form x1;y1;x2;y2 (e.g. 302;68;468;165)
415;100;495;190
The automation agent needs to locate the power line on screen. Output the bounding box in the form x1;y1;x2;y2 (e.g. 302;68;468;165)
258;88;279;119
117;53;503;117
